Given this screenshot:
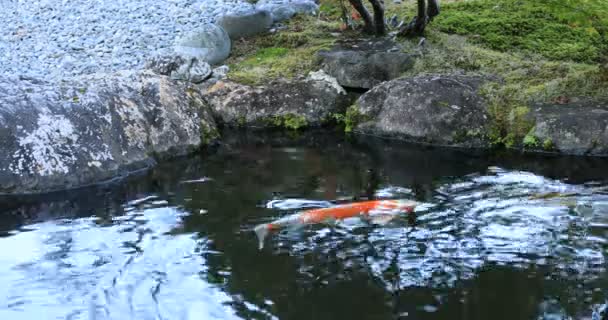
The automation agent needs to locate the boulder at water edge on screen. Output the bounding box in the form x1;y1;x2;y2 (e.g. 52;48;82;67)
524;101;608;156
256;0;319;23
318;39;415;89
216;10;273;40
352;75;490;148
204;70;349;128
0;71;217;194
174;24;231;65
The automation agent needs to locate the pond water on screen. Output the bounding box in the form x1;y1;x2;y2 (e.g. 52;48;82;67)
1;131;607;320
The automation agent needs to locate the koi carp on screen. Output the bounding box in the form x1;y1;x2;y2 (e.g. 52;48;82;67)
254;199;418;249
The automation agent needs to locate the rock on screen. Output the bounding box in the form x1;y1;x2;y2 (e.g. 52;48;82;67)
216;10;273;40
256;0;319;23
267;5;296;22
172;59;212;83
212;65;230;79
525;101;608;156
144;53;187;76
204;70;349;128
145;54;212;83
0;71;217;194
318;39;415;89
353;75;490;148
174;24;231;65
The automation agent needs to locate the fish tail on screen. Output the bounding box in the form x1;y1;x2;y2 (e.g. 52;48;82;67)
254;224;271;250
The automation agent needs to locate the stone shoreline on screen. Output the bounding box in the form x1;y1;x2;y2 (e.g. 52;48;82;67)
1;1;607;195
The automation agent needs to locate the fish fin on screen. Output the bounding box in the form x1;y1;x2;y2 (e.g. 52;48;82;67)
359;213;372;224
254;224;269;250
370;214;397;226
323;217;338;227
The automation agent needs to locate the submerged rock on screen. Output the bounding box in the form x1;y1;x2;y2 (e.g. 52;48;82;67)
174;24;231;65
216;10;273;40
353;75;490;147
204;70;349;128
318;39;415;89
256;0;319;22
525;101;608;156
0;71;217;194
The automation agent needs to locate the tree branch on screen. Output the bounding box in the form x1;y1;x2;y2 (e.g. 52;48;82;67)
427;0;440;19
368;0;386;35
348;0;375;33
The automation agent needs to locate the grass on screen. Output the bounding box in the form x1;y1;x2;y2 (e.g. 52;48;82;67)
386;0;607;63
433;0;606;63
226;14;344;85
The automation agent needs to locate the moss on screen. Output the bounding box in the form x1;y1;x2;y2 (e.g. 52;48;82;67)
432;0;606;63
226;14;340;85
267;114;308;130
332;105;370;133
452;129;468;143
503;133;517;148
236;115;247;127
523;131;540;149
319;1;342;19
436;100;450;108
543;138;554;151
282;114;308;130
200;123;220;145
453;128;486;143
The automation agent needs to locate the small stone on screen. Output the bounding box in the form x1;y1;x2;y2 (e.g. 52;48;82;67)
212;65;230;79
172;58;212;83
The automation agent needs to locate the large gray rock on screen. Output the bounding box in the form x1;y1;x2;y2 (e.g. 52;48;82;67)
0;71;217;194
216;10;273;40
318;39;415;89
174;24;231;65
256;0;319;22
204;70;349;128
525;101;608;155
353;75;490;147
145;54;212;83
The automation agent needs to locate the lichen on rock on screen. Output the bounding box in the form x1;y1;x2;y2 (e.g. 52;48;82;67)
0;71;217;194
351;74;491;148
204;72;349;129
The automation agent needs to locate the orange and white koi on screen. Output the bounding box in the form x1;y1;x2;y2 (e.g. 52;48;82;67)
254;199;418;249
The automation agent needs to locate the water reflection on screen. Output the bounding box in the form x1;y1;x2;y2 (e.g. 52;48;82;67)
0;131;607;320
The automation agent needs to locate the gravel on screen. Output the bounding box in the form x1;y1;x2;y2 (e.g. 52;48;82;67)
0;0;256;81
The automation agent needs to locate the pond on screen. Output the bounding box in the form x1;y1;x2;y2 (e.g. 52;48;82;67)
1;131;607;320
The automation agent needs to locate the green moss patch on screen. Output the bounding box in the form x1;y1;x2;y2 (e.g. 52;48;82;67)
200;122;220;145
332;105;370;133
226;14;343;85
433;0;606;63
267;114;309;130
523;130;540;149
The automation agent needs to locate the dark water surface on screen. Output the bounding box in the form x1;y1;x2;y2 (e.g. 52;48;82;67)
1;131;607;320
